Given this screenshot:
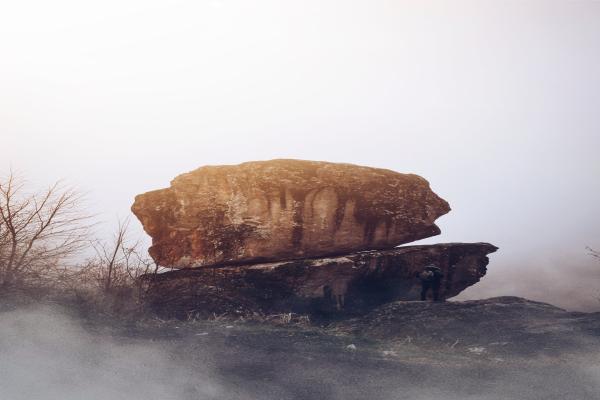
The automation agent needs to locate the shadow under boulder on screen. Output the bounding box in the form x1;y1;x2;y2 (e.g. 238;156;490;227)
141;242;497;319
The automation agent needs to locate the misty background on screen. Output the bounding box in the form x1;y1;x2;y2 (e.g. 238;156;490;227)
1;0;599;310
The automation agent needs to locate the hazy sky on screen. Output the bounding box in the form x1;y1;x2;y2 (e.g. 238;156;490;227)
2;0;599;310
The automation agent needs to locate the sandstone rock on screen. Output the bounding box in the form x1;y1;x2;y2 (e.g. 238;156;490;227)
132;159;450;268
142;242;497;317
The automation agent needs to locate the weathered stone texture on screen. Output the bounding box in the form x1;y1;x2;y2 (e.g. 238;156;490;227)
142;243;497;317
132;159;450;268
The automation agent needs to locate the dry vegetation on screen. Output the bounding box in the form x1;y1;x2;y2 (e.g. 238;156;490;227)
589;247;600;261
0;172;88;289
588;247;600;303
0;171;169;316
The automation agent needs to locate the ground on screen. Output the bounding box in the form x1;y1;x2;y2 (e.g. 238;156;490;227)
1;296;599;400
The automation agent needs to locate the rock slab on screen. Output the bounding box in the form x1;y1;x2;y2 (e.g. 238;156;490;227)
142;242;497;317
132;159;451;268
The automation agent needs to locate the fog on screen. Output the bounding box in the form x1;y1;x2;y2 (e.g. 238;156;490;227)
0;307;219;400
1;306;599;400
1;0;600;310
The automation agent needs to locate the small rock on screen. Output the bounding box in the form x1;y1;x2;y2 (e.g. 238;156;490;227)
467;346;486;355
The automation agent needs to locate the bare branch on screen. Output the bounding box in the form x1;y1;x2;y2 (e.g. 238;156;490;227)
0;171;91;287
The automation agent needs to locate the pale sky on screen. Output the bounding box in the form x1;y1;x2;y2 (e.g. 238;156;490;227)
2;0;600;310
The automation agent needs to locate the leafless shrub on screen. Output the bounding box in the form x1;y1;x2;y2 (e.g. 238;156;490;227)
263;312;311;326
75;217;171;309
0;170;177;318
0;171;91;290
210;312;229;322
588;247;600;261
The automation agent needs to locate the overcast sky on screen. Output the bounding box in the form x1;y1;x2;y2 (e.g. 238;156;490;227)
2;0;599;310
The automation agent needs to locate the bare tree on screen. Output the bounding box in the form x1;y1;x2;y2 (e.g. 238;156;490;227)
78;217;164;298
0;171;90;288
588;247;600;261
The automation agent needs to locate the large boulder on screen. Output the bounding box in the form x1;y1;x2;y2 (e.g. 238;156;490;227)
142;242;497;317
132;159;450;268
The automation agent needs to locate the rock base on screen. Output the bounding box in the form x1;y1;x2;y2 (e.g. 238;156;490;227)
142;243;497;318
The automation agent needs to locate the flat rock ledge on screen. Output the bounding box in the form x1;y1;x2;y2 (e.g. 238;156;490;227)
142;242;497;318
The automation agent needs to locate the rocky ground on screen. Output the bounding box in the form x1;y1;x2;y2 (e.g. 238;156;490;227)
2;296;598;400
